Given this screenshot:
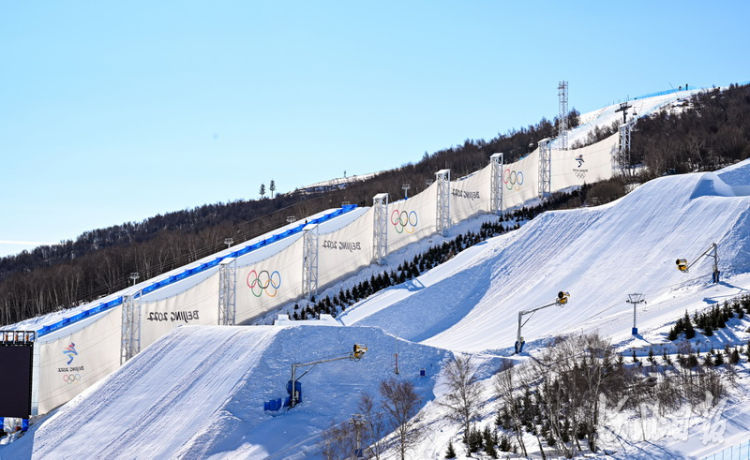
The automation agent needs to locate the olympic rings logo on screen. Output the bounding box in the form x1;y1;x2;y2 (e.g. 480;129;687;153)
246;269;282;297
504;168;525;191
391;210;418;234
62;374;81;384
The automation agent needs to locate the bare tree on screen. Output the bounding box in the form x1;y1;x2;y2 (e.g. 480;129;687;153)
379;378;422;460
358;393;387;459
321;418;358;460
439;354;481;438
494;362;527;457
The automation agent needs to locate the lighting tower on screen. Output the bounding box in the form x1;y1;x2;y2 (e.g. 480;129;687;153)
558;81;569;150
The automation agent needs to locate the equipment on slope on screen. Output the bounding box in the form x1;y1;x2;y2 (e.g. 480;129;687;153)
676;259;688;272
676;243;720;283
514;292;570;354
287;344;368;409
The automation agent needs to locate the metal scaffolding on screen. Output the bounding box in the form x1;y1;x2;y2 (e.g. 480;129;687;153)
302;224;319;299
538;138;552;199
372;193;389;264
120;293;141;364
558;81;569;150
218;257;237;326
490;153;504;215
618;121;633;176
435;169;451;235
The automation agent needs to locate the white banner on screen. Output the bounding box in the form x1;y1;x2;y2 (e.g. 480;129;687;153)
551;133;618;191
138;272;220;349
36;308;121;414
388;182;438;253
318;208;374;288
502;149;540;210
450;165;491;223
236;236;304;322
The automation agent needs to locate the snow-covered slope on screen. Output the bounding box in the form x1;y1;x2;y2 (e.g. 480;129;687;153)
341;160;750;353
3;325;503;459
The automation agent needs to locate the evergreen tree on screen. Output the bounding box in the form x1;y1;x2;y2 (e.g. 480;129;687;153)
483;426;498;458
259;183;266;198
445;441;456;459
730;347;740;365
683;311;696;339
269;179;276;198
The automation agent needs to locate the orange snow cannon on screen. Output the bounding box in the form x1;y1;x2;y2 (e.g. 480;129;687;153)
352;344;368;359
676;259;688;272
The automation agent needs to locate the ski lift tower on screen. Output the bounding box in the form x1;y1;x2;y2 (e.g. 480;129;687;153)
626;293;646;336
514;291;570;353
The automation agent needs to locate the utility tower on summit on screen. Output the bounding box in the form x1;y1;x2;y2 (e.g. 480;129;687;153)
558;81;569;150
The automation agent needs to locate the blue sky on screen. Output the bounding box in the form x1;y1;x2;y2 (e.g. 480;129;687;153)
1;1;748;256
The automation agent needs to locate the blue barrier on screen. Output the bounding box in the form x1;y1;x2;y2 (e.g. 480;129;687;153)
35;204;358;338
633;87;683;100
632;81;750;101
264;398;283;411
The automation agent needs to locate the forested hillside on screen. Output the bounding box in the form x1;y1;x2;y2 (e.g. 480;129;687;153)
2;83;749;326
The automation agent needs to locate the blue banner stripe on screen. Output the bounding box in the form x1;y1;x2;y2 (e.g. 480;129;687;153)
35;204;357;337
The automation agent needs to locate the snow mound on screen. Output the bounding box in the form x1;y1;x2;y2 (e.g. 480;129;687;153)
689;172;737;199
717;158;750;196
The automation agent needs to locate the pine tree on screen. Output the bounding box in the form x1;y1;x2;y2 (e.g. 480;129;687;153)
269;179;276;198
730;347;740;365
498;434;512;452
684;311;696;339
445;441;456;459
483;426;498;458
259;183;266;198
